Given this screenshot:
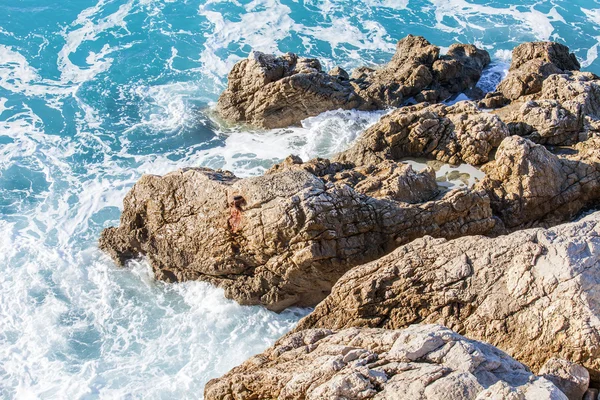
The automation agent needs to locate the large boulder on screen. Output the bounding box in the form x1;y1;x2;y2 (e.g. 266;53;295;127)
476;136;600;229
493;72;600;145
216;52;362;129
204;324;568;400
217;35;490;128
295;211;600;383
352;37;490;107
100;162;493;311
497;42;580;100
334;101;509;167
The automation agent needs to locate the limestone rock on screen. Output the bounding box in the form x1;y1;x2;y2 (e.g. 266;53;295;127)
217;35;490;128
539;358;589;400
216;51;362;129
498;42;580;100
295;211;600;384
99;163;493;311
334;101;509;167
204;324;568;400
476;136;600;229
478;92;510;109
495;100;582;145
538;72;600;139
492;72;600;145
430;44;492;99
269;156;440;204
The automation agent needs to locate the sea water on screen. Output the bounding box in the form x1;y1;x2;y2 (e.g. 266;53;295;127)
1;0;600;398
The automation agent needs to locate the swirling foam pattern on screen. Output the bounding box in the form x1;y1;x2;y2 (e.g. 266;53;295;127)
1;0;600;398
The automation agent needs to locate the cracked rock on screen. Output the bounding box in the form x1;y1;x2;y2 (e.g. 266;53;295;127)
216;35;490;128
99;162;493;311
296;211;600;385
204;324;568;400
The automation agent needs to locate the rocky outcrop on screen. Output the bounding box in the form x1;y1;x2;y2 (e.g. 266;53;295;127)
539;358;590;400
268;156;440;204
334;101;509;167
216;51;363;129
493;72;600;145
99;164;493;311
353;38;490;108
295;211;600;383
497;42;580;100
217;35;490;128
204;324;568;400
476;136;600;229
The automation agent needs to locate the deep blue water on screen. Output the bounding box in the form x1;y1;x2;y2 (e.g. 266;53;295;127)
2;0;600;398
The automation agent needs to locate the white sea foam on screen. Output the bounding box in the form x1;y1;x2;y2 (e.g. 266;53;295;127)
428;0;564;41
58;0;133;84
198;0;397;86
0;46;71;97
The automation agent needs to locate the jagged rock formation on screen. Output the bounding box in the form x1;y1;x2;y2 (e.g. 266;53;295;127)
493;72;600;145
216;51;363;129
497;42;580;100
268;156;440;204
204;324;568;400
102;39;600;312
334;101;509;167
217;35;490;128
99;164;493;312
295;212;600;384
476;136;600;229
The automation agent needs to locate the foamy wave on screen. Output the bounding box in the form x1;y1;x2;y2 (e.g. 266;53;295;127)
58;0;134;84
428;0;564;41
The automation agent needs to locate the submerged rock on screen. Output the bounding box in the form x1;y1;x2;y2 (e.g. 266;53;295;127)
217;35;490;128
296;211;600;384
204;324;568;400
99;163;493;311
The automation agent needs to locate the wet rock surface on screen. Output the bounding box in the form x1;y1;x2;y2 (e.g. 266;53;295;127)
296;212;600;384
204;324;568;400
217;35;490;128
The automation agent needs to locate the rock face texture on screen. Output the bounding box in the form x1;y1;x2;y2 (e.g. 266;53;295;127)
99;164;493;312
204;324;568;400
216;51;362;129
494;71;600;145
296;212;600;384
476;136;600;229
539;358;590;400
497;42;580;100
334;101;509;167
217;35;490;128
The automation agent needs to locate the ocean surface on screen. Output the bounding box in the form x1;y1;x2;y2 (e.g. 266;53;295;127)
1;0;600;398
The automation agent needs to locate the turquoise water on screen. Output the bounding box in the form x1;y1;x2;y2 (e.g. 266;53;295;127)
1;0;600;398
